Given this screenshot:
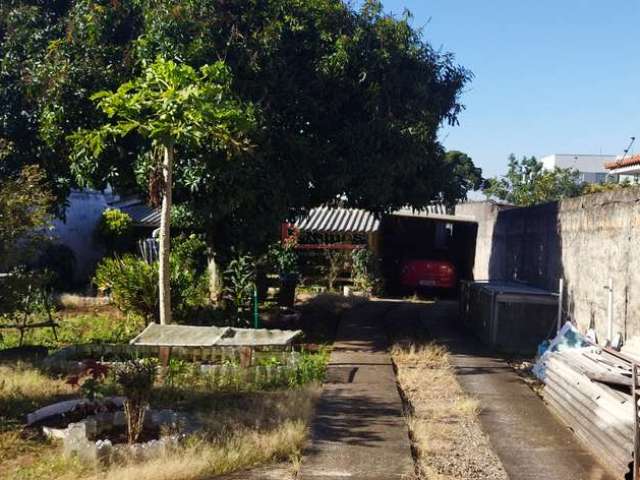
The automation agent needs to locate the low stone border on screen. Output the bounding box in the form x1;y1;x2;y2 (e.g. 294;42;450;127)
44;407;195;464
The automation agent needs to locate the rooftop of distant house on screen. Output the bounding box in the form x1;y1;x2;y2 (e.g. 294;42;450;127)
604;154;640;171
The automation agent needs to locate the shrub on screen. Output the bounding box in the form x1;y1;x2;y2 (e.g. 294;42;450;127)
288;350;328;387
172;234;208;275
0;165;54;268
94;255;158;323
96;208;134;253
114;360;157;443
94;237;210;323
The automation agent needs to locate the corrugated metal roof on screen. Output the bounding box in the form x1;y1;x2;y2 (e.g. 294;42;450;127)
391;206;476;223
117;202;160;227
294;207;380;234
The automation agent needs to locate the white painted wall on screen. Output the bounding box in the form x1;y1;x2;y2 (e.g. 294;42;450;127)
51;190;113;284
540;154;615;173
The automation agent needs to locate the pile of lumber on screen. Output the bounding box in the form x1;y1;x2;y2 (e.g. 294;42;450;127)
538;347;635;478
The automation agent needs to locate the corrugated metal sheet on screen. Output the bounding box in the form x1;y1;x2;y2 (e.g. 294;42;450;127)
392;205;476;223
118;202;160;227
538;348;634;478
294;207;380;234
130;323;302;347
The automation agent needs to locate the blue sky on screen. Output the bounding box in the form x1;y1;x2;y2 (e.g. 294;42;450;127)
373;0;640;178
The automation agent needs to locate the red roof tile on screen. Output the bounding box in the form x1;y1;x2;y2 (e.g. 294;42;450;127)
604;154;640;170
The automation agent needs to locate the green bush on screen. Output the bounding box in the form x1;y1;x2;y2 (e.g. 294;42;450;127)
93;237;210;323
94;255;158;323
288;350;328;387
95;208;134;253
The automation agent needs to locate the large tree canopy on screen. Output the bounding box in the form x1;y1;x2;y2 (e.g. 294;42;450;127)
1;0;473;251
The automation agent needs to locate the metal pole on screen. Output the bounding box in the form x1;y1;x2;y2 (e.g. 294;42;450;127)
633;364;639;480
253;285;260;329
557;278;564;334
607;278;614;344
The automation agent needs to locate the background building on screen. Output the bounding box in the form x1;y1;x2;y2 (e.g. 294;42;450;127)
540;154;616;183
604;154;640;181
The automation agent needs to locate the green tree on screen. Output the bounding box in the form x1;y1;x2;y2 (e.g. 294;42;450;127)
483;154;584;206
2;0;471;255
439;150;484;205
0;165;54;269
72;58;254;324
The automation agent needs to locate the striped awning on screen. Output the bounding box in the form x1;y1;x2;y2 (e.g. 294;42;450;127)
294;207;380;234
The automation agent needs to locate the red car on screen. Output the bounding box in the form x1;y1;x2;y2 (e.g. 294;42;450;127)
399;259;456;290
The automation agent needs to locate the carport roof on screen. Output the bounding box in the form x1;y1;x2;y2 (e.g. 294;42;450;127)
293;205;477;234
110;199;160;227
294;207;380;234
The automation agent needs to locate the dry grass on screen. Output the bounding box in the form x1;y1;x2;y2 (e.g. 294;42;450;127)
81;386;320;480
0;363;77;478
1;361;320;480
392;343;506;480
56;294;111;309
97;420;306;480
0;363;74;429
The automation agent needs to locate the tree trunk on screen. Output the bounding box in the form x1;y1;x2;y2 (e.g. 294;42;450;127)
158;145;173;325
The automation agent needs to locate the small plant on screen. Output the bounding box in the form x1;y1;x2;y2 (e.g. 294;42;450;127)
351;248;381;294
223;252;256;326
66;359;110;402
268;239;298;276
288;350;328;387
323;249;351;291
164;358;199;389
114;360;157;444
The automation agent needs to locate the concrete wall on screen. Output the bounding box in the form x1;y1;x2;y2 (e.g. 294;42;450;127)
457;189;640;342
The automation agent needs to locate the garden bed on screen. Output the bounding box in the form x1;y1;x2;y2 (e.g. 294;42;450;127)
0;293;352;479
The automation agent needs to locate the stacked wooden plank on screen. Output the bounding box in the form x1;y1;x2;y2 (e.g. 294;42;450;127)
540;347;634;479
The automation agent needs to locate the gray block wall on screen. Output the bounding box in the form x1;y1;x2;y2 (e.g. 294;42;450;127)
457;188;640;343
